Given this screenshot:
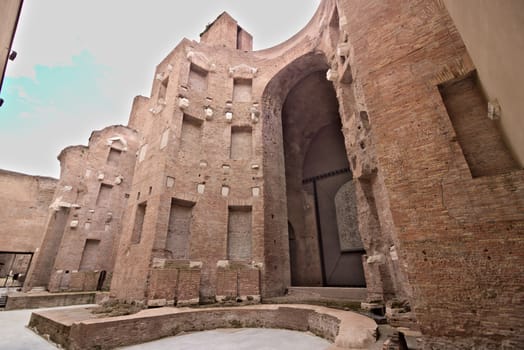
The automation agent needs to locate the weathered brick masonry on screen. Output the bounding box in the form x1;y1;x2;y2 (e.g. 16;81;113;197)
337;0;524;347
1;0;522;348
23;125;139;292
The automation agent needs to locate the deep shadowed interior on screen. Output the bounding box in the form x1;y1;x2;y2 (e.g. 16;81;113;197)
282;70;365;287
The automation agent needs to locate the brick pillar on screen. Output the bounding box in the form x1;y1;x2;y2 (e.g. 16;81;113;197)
176;269;201;306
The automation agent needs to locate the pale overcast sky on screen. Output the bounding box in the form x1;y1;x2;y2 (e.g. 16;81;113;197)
0;0;320;178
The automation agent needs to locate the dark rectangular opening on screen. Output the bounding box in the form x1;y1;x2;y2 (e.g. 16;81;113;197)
96;184;113;207
439;72;519;177
0;252;33;288
131;201;147;244
159;77;169;102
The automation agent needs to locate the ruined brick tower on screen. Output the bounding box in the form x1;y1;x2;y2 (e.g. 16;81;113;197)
2;0;523;348
106;7;415;306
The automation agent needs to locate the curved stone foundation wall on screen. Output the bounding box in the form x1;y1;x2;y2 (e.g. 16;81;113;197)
29;304;377;350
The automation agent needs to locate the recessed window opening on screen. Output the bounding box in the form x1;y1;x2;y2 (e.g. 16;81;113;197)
188;63;208;93
180;114;203;154
131;201;147;244
230;125;252;160
227;206;252;261
96;184;113;207
233;78;252;102
107;147;122;166
159;77;169;102
166;198;195;259
79;239;100;271
438;71;519;177
236;26;242;49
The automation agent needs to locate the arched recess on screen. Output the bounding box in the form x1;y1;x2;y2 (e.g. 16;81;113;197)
261;52;365;296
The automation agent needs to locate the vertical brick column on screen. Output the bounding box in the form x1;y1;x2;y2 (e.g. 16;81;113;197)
216;269;238;302
176;268;201;306
147;268;179;307
216;262;260;303
238;267;260;302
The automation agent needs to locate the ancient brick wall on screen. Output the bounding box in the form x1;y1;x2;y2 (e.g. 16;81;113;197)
337;0;524;347
111;0;356;303
111;12;271;304
24;125;139;292
0;170;57;253
110;0;415;307
4;1;521;347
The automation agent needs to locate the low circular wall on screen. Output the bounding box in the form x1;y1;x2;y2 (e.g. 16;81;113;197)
31;304;377;349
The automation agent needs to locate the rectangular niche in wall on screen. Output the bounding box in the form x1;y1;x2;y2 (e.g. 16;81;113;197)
79;239;100;271
166;198;195;259
233;78;252;102
188;64;208;93
227;206;252;261
131;201;147;244
158;77;169;102
96;184;113;207
138;144;148;163
230;126;252;160
439;72;519;177
31;207;70;287
107;147;122;166
180;114;203;154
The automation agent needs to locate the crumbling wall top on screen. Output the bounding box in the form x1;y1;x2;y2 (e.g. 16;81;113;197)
200;11;253;51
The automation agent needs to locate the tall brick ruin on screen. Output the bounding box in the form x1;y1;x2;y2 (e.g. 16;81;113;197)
1;0;523;348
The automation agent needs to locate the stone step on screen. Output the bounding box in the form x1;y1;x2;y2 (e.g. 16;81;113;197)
28;286;47;293
287;286;367;301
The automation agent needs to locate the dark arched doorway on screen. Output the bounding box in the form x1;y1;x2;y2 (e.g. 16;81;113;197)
282;70;365;287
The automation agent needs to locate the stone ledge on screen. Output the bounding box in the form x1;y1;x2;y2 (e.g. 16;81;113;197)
287;286;367;301
29;304;377;349
5;291;96;310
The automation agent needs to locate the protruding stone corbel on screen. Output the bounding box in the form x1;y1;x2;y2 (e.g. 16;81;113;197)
326;68;339;82
107;136;128;151
250;103;260;123
224;100;233;123
155;72;167;81
149;103;165;115
217;260;230;268
389;245;399;261
189;261;203;269
178;96;189;109
337;42;350;58
366;253;386;265
186;49;216;72
204;106;214;120
229;64;258;79
487;99;501;120
114;175;123;185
